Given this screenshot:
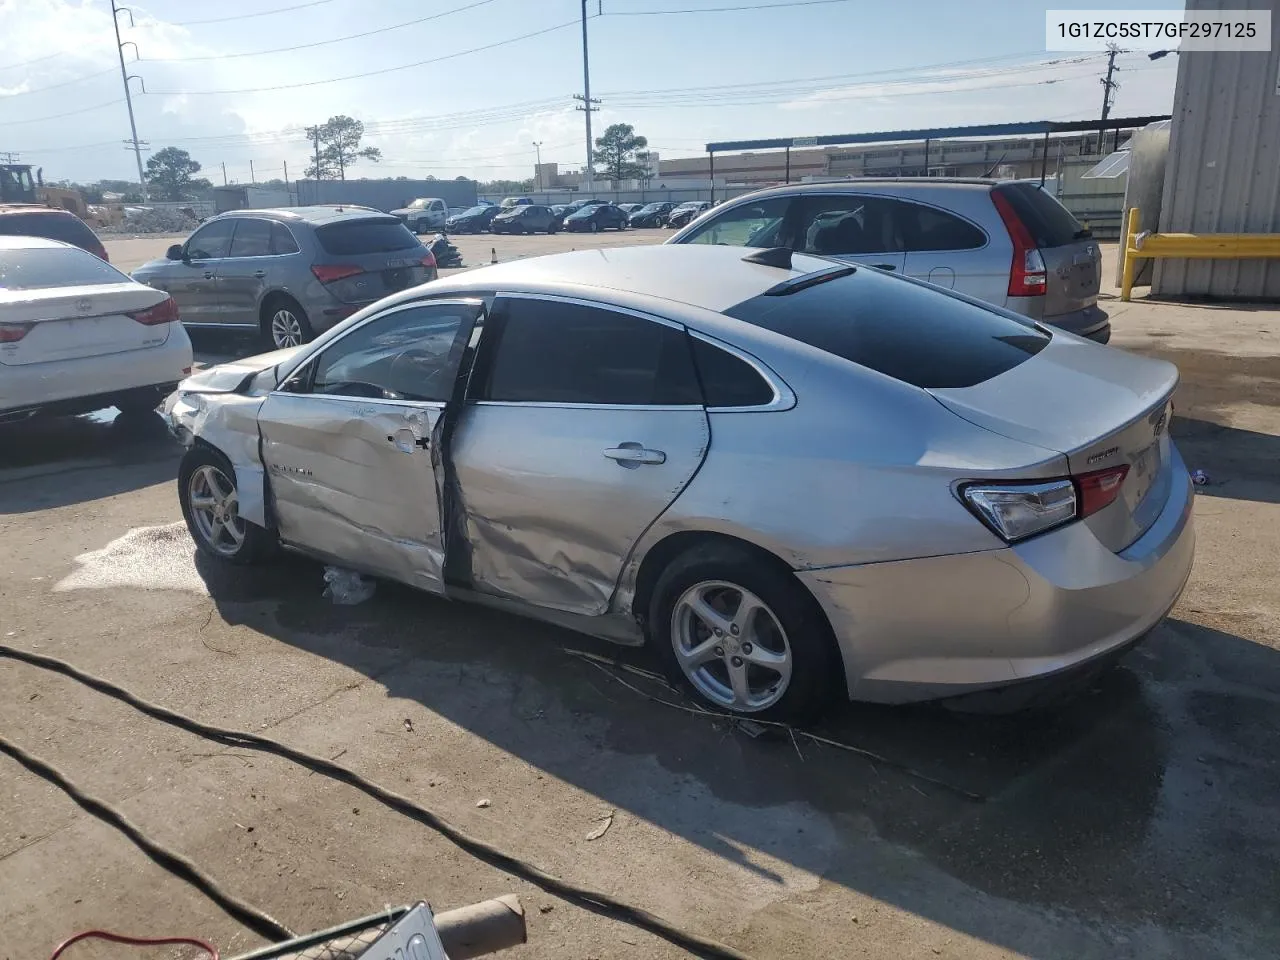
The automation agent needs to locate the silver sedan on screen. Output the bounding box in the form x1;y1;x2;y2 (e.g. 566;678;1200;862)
169;245;1194;720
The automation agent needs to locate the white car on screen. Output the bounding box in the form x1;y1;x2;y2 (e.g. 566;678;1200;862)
0;236;193;422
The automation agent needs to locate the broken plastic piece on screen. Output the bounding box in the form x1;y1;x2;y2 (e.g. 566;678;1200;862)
322;566;376;605
1191;469;1210;486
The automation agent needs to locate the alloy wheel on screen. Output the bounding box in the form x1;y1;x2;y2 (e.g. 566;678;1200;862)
271;309;304;348
671;580;793;712
187;464;246;557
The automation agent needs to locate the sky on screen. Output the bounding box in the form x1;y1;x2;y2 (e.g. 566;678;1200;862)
0;0;1183;186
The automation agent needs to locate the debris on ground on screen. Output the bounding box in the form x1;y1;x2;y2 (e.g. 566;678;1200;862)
322;566;376;605
98;205;202;235
476;798;492;809
1191;469;1211;486
585;810;614;841
403;718;414;733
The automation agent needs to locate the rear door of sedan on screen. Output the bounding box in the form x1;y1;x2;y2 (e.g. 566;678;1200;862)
256;298;484;591
448;293;711;615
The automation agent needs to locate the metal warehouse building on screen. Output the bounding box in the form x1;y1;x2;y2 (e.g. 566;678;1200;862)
1156;0;1280;298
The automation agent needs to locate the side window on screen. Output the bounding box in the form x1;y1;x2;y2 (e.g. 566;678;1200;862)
902;204;986;252
184;220;236;260
309;303;473;402
480;298;700;406
682;198;790;248
691;338;775;408
795;195;905;256
271;222;300;255
227;218;272;258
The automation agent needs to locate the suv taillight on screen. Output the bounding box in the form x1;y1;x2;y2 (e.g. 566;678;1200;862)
312;264;364;284
128;296;179;326
991;190;1046;297
420;250;436;270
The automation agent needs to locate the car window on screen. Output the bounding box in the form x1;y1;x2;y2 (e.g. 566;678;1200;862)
901;204;986;252
794;195;905;256
0;212;99;250
993;183;1084;248
724;268;1048;390
314;218;420;255
480;297;701;406
681;197;790;248
271;222;300;255
691;338;775;407
0;246;127;290
308;303;473;402
227;218;272;258
185;220;236;260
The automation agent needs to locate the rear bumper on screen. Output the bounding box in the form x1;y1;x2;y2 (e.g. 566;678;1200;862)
1010;298;1111;342
800;445;1195;704
0;330;193;420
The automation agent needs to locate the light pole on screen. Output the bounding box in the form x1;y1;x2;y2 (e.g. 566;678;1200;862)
111;0;148;201
533;141;543;191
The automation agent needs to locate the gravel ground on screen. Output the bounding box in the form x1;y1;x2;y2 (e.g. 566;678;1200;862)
1;234;1277;959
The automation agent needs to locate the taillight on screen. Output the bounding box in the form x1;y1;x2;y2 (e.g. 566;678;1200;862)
991;190;1047;297
420;250;436;270
1075;465;1129;518
128;296;179;325
312;264;364;284
961;479;1076;543
0;322;33;343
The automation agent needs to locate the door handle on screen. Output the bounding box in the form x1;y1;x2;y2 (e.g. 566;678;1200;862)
604;444;666;466
253;270;266;278
871;263;897;271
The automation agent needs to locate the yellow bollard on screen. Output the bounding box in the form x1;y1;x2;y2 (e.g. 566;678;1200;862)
1120;206;1141;302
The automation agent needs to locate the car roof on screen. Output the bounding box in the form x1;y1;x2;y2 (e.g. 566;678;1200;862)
723;178;1000;203
216;205;392;225
0;204;79;217
427;244;835;313
0;234;74;250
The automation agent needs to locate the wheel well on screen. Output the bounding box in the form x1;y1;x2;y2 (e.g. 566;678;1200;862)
258;291;302;331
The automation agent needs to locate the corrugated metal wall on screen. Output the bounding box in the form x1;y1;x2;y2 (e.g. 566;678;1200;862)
1154;0;1280;298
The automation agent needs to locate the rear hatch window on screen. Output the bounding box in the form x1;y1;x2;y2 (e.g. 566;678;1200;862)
991;183;1086;248
724;268;1048;389
0;212;101;251
315;217;421;255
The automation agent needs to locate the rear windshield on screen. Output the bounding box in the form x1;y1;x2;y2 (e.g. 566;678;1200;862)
0;212;100;251
314;217;420;255
0;246;126;290
994;183;1085;248
724;270;1049;389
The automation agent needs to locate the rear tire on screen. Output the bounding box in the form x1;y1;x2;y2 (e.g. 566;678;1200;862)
261;295;314;350
178;445;275;565
648;542;840;723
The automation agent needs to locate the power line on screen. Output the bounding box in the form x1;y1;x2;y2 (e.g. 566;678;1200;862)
604;0;855;14
0;66;118;98
142;0;497;62
0;51;67;72
145;18;582;95
169;0;337;26
2;98;127;125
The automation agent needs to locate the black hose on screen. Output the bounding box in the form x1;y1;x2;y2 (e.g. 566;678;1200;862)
0;733;294;943
0;644;755;960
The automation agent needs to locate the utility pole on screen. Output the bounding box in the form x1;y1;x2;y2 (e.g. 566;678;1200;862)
532;141;543;190
575;0;601;193
1098;42;1123;155
249;159;255;184
110;0;148;201
221;162;227;186
283;160;289;186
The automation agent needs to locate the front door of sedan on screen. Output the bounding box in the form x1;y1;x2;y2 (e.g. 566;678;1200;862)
257;299;483;591
168;218;237;326
449;294;711;616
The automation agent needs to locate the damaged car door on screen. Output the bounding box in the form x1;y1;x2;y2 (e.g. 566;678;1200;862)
257;299;483;590
448;293;711;615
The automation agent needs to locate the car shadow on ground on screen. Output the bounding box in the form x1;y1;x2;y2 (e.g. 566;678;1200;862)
0;411;181;513
193;550;1280;958
1172;415;1280;505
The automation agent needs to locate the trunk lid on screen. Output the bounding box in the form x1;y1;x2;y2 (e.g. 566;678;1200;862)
992;182;1101;316
929;334;1179;552
0;282;169;366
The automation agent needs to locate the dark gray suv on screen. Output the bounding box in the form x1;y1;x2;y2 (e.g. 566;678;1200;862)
132;206;437;349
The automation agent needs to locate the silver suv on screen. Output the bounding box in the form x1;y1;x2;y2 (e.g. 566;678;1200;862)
131;206;437;349
668;179;1108;342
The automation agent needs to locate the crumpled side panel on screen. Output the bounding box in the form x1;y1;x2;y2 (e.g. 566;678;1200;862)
174;393;270;527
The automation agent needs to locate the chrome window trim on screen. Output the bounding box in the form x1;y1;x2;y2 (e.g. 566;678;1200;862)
687;330;797;413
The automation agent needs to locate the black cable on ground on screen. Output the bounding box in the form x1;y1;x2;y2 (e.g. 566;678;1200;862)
0;645;755;960
0;734;294;943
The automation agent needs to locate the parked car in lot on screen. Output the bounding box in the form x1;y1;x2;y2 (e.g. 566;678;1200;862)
668;179;1109;341
0;205;110;261
618;203;645;215
665;201;712;229
563;203;629;233
563;198;608;216
168;244;1192;720
499;196;532;208
391;197;449;234
549;204;569;219
131;206;436;350
490;204;560;234
445;204;500;234
1;236;192;422
628;201;676;228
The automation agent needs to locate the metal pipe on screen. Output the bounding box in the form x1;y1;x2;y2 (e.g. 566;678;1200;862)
784;146;790;184
708;151;715;203
1039;130;1050;185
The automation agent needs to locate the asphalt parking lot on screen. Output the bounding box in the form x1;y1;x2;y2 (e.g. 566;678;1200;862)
2;230;1279;959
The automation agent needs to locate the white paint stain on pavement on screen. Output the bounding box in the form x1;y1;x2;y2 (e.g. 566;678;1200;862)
55;522;208;595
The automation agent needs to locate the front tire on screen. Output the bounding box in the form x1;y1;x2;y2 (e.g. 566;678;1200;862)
649;542;839;722
178;446;275;565
590;221;600;233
